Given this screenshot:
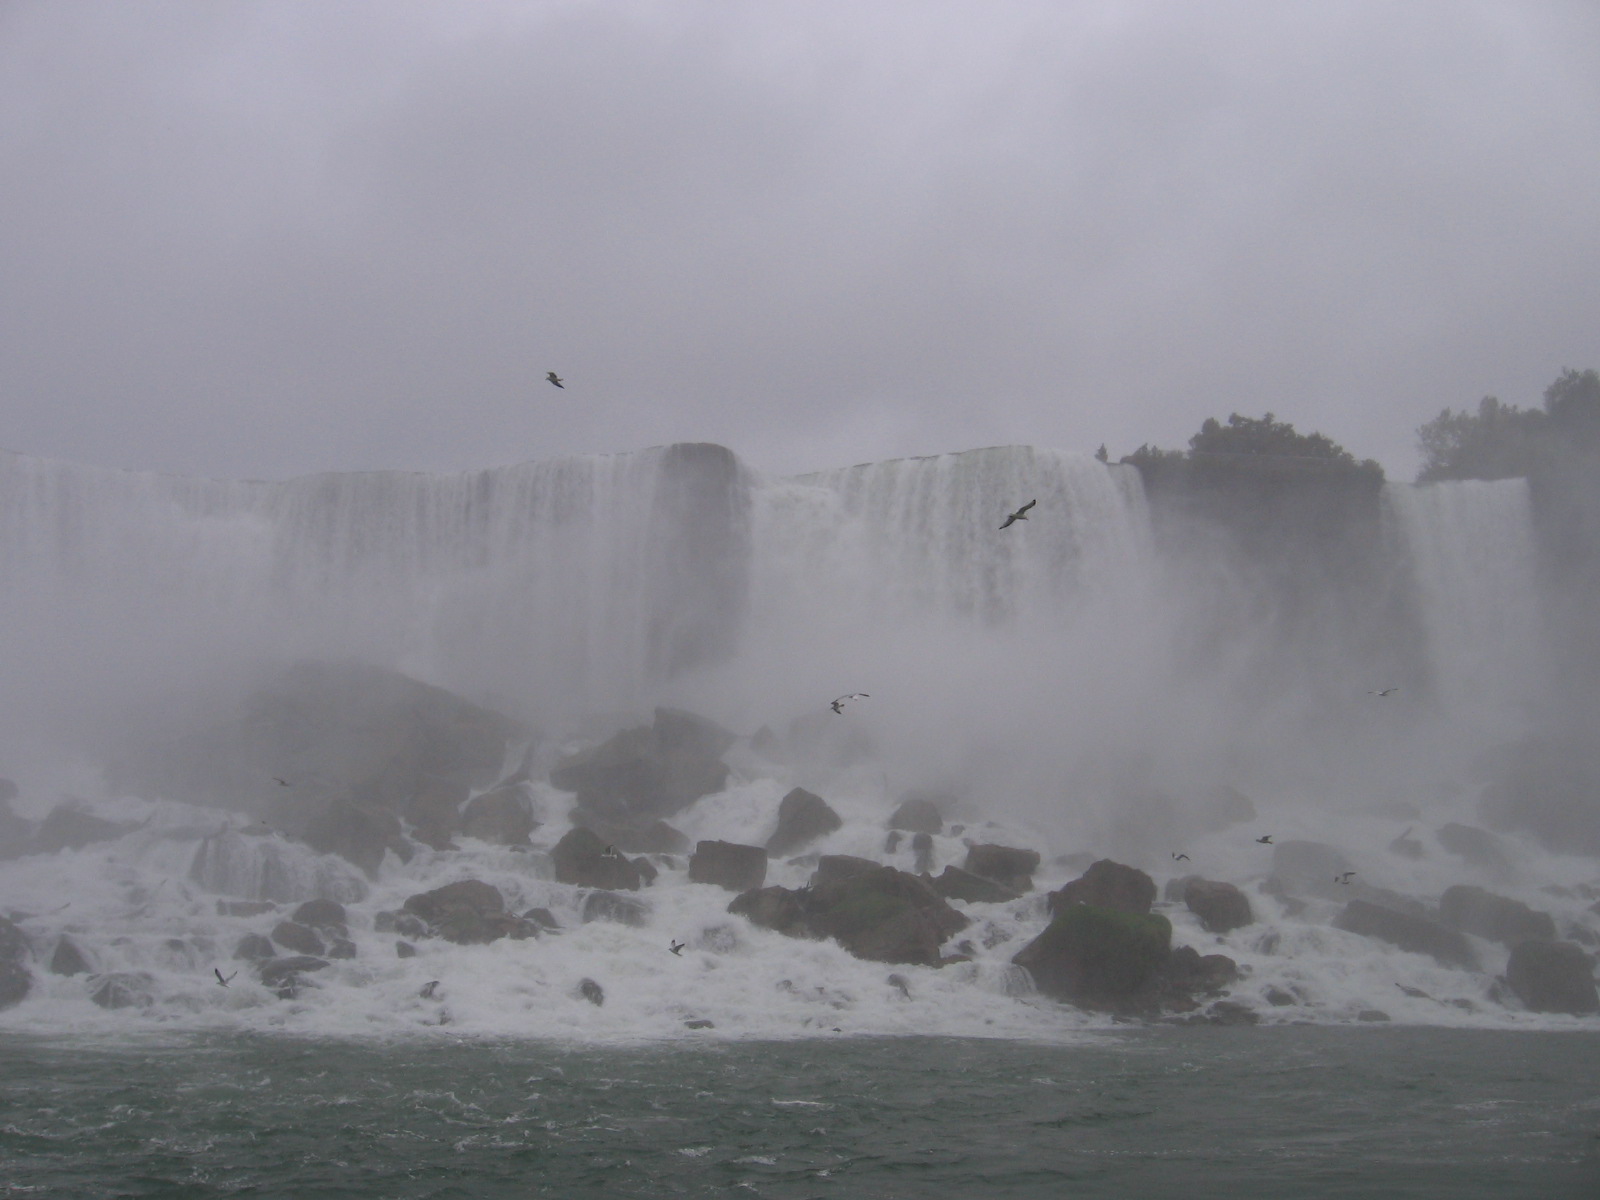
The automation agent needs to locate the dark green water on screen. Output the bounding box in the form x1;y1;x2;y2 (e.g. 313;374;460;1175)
2;1028;1597;1199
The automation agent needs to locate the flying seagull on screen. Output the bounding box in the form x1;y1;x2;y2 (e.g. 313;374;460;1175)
273;777;291;787
1336;871;1356;884
669;940;685;956
214;968;236;987
546;371;564;388
1368;688;1398;697
1171;852;1190;862
999;499;1036;530
831;693;869;714
600;845;622;861
1255;835;1273;845
420;980;441;999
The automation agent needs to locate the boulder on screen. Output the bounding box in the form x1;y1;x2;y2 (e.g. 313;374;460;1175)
578;978;605;1006
1436;823;1512;874
115;659;527;812
766;788;842;857
1012;903;1173;1013
1269;840;1354;897
88;971;157;1010
689;841;767;893
569;813;689;855
1504;940;1599;1015
0;915;30;1009
581;891;650;927
1439;886;1556;946
303;799;411;878
813;854;881;885
887;793;946;835
806;865;968;966
290;899;348;934
1184;880;1254;934
29;803;129;855
1333;900;1479;970
727;886;814;938
460;785;538;846
402;879;534;945
1164;874;1199;902
257;955;330;999
1164;945;1239;994
404;778;468;850
233;933;277;962
729;865;969;966
270;921;325;957
550;707;734;821
374;910;429;939
910;832;934;873
1048;860;1156;915
962;845;1040;893
551;827;643;890
50;935;91;976
929;866;1021;904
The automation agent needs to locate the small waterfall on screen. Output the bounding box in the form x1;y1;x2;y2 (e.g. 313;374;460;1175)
1385;478;1546;731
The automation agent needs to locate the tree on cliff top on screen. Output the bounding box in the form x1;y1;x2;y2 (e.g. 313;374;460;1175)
1124;412;1380;478
1415;368;1600;483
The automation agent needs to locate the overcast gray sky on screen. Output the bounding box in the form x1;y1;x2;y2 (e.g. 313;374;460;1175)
2;0;1597;482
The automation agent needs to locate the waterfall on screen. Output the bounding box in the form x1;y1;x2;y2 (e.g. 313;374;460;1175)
1384;478;1546;732
0;444;749;741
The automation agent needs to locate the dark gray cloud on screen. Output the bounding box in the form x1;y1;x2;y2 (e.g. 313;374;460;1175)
3;0;1597;480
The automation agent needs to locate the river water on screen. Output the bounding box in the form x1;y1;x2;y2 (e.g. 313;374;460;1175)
3;1027;1596;1198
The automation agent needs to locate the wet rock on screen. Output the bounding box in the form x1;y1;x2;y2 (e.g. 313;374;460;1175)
88;971;157;1010
632;856;659;886
233;933;277;962
1047;860;1156;916
1264;985;1298;1006
403;879;534;945
910;832;934;873
291;899;348;934
1270;840;1354;897
216;900;275;917
1163;945;1239;995
550;707;734;822
727;886;814;938
1436;823;1511;874
404;778;467;851
0;916;31;1009
807;864;968;966
1184;880;1254;934
1388;827;1424;859
582;891;650;927
886;793;946;835
929;865;1021;904
1504;940;1600;1015
395;941;416;959
29;803;130;855
578;978;605;1006
374;909;429;939
108;660;527;823
521;907;561;933
684;1018;714;1029
689;840;767;893
257;955;330;999
730;865;968;967
303;799;411;878
1182;999;1259;1026
270;921;326;957
460;784;539;846
49;935;91;977
813;854;881;885
1333;900;1479;970
766;788;842;857
552;827;643;890
1013;903;1172;1013
1164;874;1199;902
962;845;1040;893
1439;886;1556;946
1358;1009;1391;1022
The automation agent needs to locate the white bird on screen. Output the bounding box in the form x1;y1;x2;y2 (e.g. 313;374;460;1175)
214;968;236;987
831;693;869;714
1368;687;1398;697
546;371;564;388
1000;499;1036;530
